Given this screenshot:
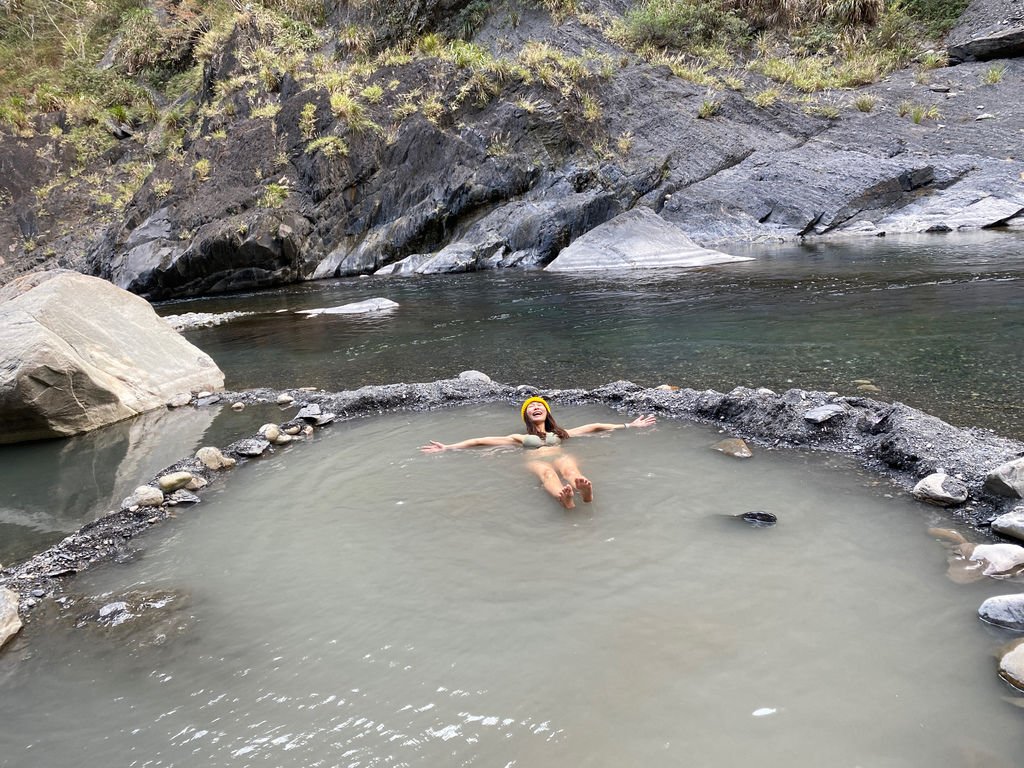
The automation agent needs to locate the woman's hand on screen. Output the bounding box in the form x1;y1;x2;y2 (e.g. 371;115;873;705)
627;414;657;429
419;440;448;453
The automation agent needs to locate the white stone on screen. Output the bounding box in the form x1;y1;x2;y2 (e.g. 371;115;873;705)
276;394;294;405
195;446;236;470
296;298;399;316
231;402;245;411
979;594;1024;630
131;485;164;507
0;588;22;650
458;370;492;382
545;208;753;272
999;641;1024;691
259;424;281;442
969;543;1024;575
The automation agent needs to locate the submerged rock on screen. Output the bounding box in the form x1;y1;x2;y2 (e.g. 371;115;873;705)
0;588;21;650
736;511;777;527
712;437;753;458
912;473;969;507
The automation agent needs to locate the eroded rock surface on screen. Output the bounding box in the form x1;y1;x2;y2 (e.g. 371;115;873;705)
0;270;224;443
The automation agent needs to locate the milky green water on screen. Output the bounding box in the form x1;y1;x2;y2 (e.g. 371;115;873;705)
2;407;1021;767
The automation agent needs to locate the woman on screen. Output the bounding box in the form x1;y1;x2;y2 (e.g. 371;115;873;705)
420;396;656;509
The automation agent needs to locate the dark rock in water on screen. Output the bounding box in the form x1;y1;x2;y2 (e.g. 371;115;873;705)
737;511;777;527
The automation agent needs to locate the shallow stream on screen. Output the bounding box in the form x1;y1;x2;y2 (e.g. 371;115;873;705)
2;406;1023;767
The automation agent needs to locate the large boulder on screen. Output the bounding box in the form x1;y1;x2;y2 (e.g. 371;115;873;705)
0;270;224;443
544;208;753;272
946;0;1024;61
0;588;21;650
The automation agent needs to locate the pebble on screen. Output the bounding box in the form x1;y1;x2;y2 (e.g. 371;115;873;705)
30;589;45;598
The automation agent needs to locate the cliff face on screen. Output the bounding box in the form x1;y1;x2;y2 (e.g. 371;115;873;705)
1;0;1022;299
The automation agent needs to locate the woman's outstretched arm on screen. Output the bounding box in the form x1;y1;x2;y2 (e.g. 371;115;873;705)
565;414;656;437
419;434;523;453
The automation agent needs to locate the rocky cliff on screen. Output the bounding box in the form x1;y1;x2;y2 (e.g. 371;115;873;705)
0;0;1021;299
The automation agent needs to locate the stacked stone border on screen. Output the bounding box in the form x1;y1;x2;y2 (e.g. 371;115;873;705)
2;373;1024;685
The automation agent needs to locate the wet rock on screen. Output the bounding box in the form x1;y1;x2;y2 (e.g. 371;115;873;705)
985;458;1024;498
272;433;292;446
296;403;335;426
157;471;193;492
195;394;222;407
737;511;777;527
964;543;1024;579
277;393;294;405
70;588;193;647
804;404;846;423
283;425;301;435
123;485;164;509
296;298;399;316
912;472;969;507
857;384;882;393
459;370;492;383
230;438;270;457
195;446;236;470
712;437;753;458
231;401;245;411
166;489;200;505
979;594;1024;630
162;311;252;331
185;475;208;491
544;208;753;272
0;588;22;650
999;640;1024;691
991;508;1024;543
259;423;281;442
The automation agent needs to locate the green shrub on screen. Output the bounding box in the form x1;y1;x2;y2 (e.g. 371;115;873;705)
982;64;1006;85
613;0;750;50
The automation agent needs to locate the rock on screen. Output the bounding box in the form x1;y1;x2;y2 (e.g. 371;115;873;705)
276;393;294;405
968;543;1024;576
544;208;753;272
272;432;292;446
459;370;492;382
0;270;224;443
157;471;193;492
166;392;192;408
231;402;245;411
712;437;753;458
999;640;1024;691
162;311;252;331
0;588;21;650
166;489;201;504
991;508;1024;542
284;425;301;435
185;475;208;491
295;403;321;420
857;384;882;393
737;511;777;527
656;384;680;391
126;485;164;508
296;298;399;316
196;394;221;407
946;0;1024;62
979;594;1024;631
195;446;236;470
985;458;1024;498
231;438;270;457
804;404;846;423
259;423;281;442
912;472;969;507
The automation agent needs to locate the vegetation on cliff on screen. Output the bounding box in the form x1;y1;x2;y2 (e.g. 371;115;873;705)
0;0;972;282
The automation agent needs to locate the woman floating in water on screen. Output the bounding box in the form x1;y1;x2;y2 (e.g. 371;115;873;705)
419;396;656;509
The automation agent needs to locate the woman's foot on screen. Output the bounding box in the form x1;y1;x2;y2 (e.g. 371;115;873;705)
558;484;576;509
575;476;593;503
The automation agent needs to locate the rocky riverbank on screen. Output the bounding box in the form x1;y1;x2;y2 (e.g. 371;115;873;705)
1;0;1022;298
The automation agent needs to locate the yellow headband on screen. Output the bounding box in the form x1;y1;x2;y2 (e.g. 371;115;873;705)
520;396;550;419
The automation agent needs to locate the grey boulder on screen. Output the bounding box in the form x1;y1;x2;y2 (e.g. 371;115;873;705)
992;507;1024;543
0;270;224;444
0;588;21;650
979;594;1024;630
544;208;752;272
912;472;969;507
985;457;1024;498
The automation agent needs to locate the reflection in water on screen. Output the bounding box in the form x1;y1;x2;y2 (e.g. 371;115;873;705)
1;408;1021;767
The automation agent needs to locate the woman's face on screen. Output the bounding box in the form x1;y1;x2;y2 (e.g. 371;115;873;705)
525;402;549;422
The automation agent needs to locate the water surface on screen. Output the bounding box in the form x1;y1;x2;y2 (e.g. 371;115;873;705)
2;407;1022;767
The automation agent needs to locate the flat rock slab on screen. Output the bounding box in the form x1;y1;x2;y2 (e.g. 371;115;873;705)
947;0;1024;61
297;298;399;316
544;208;752;272
804;404;847;423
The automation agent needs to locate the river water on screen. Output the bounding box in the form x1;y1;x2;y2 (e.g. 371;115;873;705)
2;407;1023;767
2;232;1023;765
